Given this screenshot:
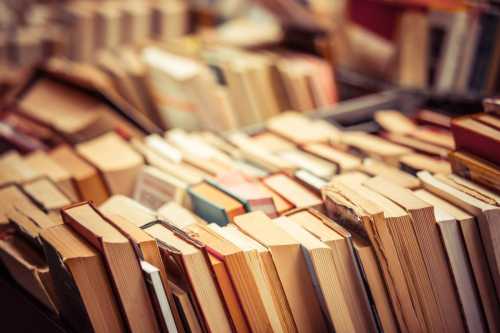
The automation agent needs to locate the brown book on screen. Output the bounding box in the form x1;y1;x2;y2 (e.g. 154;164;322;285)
169;281;203;333
0;185;39;227
76;132;144;196
0;235;58;313
21;177;72;222
6;193;62;245
351;235;399;333
24;151;79;201
449;150;500;193
157;202;251;333
61;202;161;333
105;214;184;333
364;176;465;332
40;224;125;333
262;173;322;209
396;11;429;88
17;78;112;142
183;222;280;332
50;145;109;205
234;211;329;333
284;209;380;333
322;181;423;333
414;189;487;332
208;223;293;333
143;222;233;333
257;183;294;215
418;171;500;332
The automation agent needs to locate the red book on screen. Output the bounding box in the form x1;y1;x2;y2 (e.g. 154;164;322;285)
451;116;500;166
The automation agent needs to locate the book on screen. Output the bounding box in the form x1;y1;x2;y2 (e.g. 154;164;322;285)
361;158;420;189
21;177;72;222
396;10;429;88
105;214;182;333
155;203;251;333
284;209;379;332
24;150;78;201
17;78;113;143
133;165;189;210
322;180;425;333
0;151;42;186
398;153;451;175
278;149;338;179
449;150;500;193
49;145;109;205
0;235;58;314
99;194;157;228
61;202;161;333
351;234;399;333
418;171;500;305
262;173;322;209
340;132;412;166
417;171;500;332
267;112;341;144
414;189;487;333
143;222;233;333
40;224;125;333
215;173;278;218
302;142;362;172
451;116;500;165
188;181;246;226
183;222;281;332
0;185;36;227
364;176;465;332
234;211;329;333
76;132;144;196
169;281;203;333
208;223;294;333
141;261;180;333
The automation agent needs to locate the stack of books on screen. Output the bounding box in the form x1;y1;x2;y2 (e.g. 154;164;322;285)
1;96;500;333
449;97;500;195
0;0;189;69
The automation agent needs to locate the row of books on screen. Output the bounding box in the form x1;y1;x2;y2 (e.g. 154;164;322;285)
2;48;337;138
1;101;499;332
0;0;188;67
256;0;500;95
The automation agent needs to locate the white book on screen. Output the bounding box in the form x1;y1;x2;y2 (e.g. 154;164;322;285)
141;261;179;333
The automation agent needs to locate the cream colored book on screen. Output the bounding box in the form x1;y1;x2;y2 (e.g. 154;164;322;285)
418;171;500;331
303;143;362;172
414;189;487;333
267;112;341;144
340;132;412;166
361;158;420;189
133;166;189;210
99;195;156;228
24;150;78;201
